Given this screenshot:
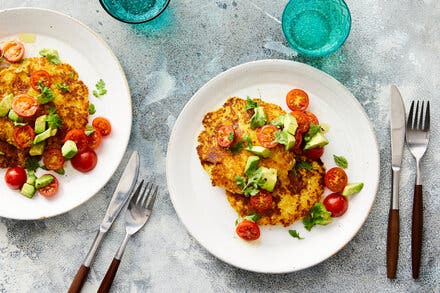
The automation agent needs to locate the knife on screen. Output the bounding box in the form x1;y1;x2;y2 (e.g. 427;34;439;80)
386;85;406;279
68;151;140;293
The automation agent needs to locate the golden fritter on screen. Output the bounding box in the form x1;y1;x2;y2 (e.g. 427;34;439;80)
197;97;325;226
0;57;89;166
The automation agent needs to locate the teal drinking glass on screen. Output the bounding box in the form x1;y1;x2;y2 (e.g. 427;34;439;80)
282;0;351;57
100;0;170;24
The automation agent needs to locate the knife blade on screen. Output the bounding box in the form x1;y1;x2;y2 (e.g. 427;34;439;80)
387;85;406;279
68;151;140;293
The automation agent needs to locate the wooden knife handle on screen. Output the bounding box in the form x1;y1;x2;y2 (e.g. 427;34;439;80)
97;258;121;293
412;184;423;279
68;265;89;293
386;209;399;279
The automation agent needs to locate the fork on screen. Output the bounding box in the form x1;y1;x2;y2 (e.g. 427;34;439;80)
406;100;430;279
97;180;158;293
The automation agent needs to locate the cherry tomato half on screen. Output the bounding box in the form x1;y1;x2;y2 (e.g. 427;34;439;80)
294;131;303;150
12;94;39;118
250;190;273;212
65;129;88;152
2;41;25;63
325;167;348;193
4;166;27;190
87;130;103;150
236;220;260;241
13;125;35;148
71;149;98;173
257;124;279;148
216;125;235;148
30;70;52;91
286;89;309;111
291;111;310;133
305;111;319;125
323;193;348;217
305;147;324;160
92;117;112;136
43;148;65;171
38;174;59;197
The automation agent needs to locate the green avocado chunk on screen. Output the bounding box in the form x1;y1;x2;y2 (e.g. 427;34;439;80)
0;94;13;117
304;132;329;150
29;142;45;156
8;110;20;122
342;183;364;196
26;171;37;186
283;113;298;135
244;156;260;176
20;183;36;198
33;128;52;144
35;175;54;189
247;146;272;158
34;115;47;134
62;140;78;159
260;167;277;192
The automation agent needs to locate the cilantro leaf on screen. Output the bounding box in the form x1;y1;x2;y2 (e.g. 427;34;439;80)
228;131;234;142
229;141;244;154
243;212;261;222
88;103;96;115
297;161;312;171
249;106;267;128
289;230;304;240
39;48;61;64
235;176;246;189
25;157;41;171
334;155;348;169
304;123;321;143
270;115;285;127
302;203;332;231
292;167;298;177
244;97;258;110
37;83;55;104
46;113;62;129
93;79;107;97
57;83;70;92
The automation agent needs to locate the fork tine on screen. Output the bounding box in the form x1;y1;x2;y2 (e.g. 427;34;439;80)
419;101;425;130
140;182;152;207
424;101;430;131
145;185;158;210
137;182;150;206
131;180;144;205
407;101;415;129
414;101;420;130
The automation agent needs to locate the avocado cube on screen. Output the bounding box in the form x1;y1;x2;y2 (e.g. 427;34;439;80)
34;115;47;134
0;94;13;117
8;109;20;122
20;183;36;198
62;140;78;159
283;114;298;135
247;146;272;158
244;156;260;176
29;142;45;156
304;132;329;150
35;175;54;189
260;167;277;192
33;128;52;144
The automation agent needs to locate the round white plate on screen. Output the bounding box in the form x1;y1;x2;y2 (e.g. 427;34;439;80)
167;59;379;273
0;8;131;220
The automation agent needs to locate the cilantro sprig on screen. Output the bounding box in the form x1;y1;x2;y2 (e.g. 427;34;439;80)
235;156;266;197
333;155;348;169
39;48;61;64
235;212;261;225
304;123;321;143
289;230;304;240
302;203;332;231
37;82;55;104
93;79;107;98
57;83;70;92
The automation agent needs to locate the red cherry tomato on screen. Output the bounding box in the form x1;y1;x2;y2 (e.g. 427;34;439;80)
286;89;309;111
37;174;59;197
294;131;303;150
250;190;273;212
65;129;88;152
13;125;35;148
87;130;103;150
43;148;65;171
305;111;319;125
236;220;260;241
257;124;279;148
291;111;310;133
216;125;235;148
30;70;52;91
92;117;112;136
12;94;39;118
2;41;25;63
323;193;348;217
71;149;98;173
305;147;324;160
325;167;348;193
4;166;27;190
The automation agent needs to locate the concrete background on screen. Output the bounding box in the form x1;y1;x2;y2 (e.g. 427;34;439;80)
0;0;439;292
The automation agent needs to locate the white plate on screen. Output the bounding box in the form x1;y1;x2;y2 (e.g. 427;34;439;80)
0;8;131;220
167;60;379;273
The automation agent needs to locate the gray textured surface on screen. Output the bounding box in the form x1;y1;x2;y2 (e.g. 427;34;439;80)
0;0;439;292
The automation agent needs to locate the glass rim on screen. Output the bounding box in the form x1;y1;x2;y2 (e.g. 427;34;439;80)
99;0;171;24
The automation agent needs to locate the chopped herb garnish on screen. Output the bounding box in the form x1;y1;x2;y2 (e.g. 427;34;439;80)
236;212;261;225
25;157;41;172
235;165;266;197
334;155;348;169
84;125;95;136
55;168;65;175
270;115;285;127
304;123;321;143
302;203;332;231
274;130;295;150
37;82;55;104
93;79;107;97
292;166;298;177
39;48;61;64
228;131;234;141
88;103;96;115
297;161;312;171
244;97;258;110
69;72;75;79
46;113;62;129
57;83;70;92
229;141;244;154
289;230;304;240
249;106;267;128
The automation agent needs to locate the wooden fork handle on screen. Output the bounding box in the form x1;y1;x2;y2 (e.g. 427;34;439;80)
386;209;399;279
97;258;121;293
68;265;89;293
412;184;423;279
